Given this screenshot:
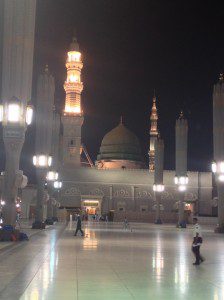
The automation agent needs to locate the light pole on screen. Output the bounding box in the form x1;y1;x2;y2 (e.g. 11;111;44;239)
212;74;224;232
46;170;58;224
53;181;62;221
153;137;165;224
0;99;33;226
175;111;188;228
32;154;52;229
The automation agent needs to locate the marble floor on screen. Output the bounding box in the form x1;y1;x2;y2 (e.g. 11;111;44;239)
0;222;224;299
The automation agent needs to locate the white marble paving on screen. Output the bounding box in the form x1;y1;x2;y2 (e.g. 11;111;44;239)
1;222;224;299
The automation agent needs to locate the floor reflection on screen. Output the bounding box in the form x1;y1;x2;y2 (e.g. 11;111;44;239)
152;236;164;282
174;235;189;294
83;228;98;250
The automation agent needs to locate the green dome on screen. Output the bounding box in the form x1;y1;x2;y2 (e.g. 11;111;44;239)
97;122;143;162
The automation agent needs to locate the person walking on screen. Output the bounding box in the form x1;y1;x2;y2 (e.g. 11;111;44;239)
74;214;84;236
192;217;204;265
123;217;129;230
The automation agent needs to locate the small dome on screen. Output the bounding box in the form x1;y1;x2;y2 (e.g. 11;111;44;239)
97;122;143;162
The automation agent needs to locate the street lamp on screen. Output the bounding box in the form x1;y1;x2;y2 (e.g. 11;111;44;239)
0;97;33;226
32;154;52;229
52;180;62;221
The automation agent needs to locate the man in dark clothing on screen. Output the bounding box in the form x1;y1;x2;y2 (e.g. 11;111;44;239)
192;217;204;265
74;214;84;236
192;233;204;265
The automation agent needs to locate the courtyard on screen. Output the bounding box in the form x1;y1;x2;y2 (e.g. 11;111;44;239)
0;222;223;299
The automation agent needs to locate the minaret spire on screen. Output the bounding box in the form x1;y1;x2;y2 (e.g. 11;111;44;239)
149;92;159;171
61;36;84;166
64;36;83;115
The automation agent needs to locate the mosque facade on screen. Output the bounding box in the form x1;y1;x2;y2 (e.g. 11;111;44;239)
22;37;213;223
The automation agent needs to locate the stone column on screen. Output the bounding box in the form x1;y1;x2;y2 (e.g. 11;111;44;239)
154;138;164;224
131;186;135;211
35;169;46;223
213;75;224;231
34;67;55;223
53;202;58;219
175;112;188;227
47;198;53;220
1;0;36;225
109;186;113;210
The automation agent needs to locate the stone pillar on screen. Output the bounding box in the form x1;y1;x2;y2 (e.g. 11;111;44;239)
52;110;61;167
34;67;55;223
35;169;46;223
154;138;164;224
131;186;135;211
1;0;36;225
53;202;58;219
175;112;188;227
213;75;224;230
109;186;113;210
47;198;53;220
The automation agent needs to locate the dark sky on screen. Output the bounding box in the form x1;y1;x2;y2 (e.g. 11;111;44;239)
1;0;224;181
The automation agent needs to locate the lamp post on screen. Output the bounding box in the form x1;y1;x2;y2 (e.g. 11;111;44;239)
32;154;52;228
153;137;165;224
0;99;33;226
53;181;62;221
46;170;58;224
175;111;188;228
213;74;224;232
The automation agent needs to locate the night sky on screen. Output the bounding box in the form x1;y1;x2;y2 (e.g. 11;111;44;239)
1;1;224;182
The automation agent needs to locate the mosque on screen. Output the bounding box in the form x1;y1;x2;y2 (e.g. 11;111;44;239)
22;37;213;223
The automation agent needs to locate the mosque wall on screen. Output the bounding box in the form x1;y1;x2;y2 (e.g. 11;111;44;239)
57;168;213;222
18;168;213;223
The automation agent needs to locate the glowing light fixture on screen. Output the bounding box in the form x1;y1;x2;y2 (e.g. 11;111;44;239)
153;184;165;192
211;161;217;173
33;154;52;168
26;105;33;125
54;181;62;189
174;176;188;185
178;185;186;192
211;160;224;182
0;200;5;206
46;171;58;181
8;103;20;122
0;100;33;125
218;174;224;182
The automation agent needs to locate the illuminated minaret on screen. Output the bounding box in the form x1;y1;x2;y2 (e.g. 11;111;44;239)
62;36;84;166
149;94;159;171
